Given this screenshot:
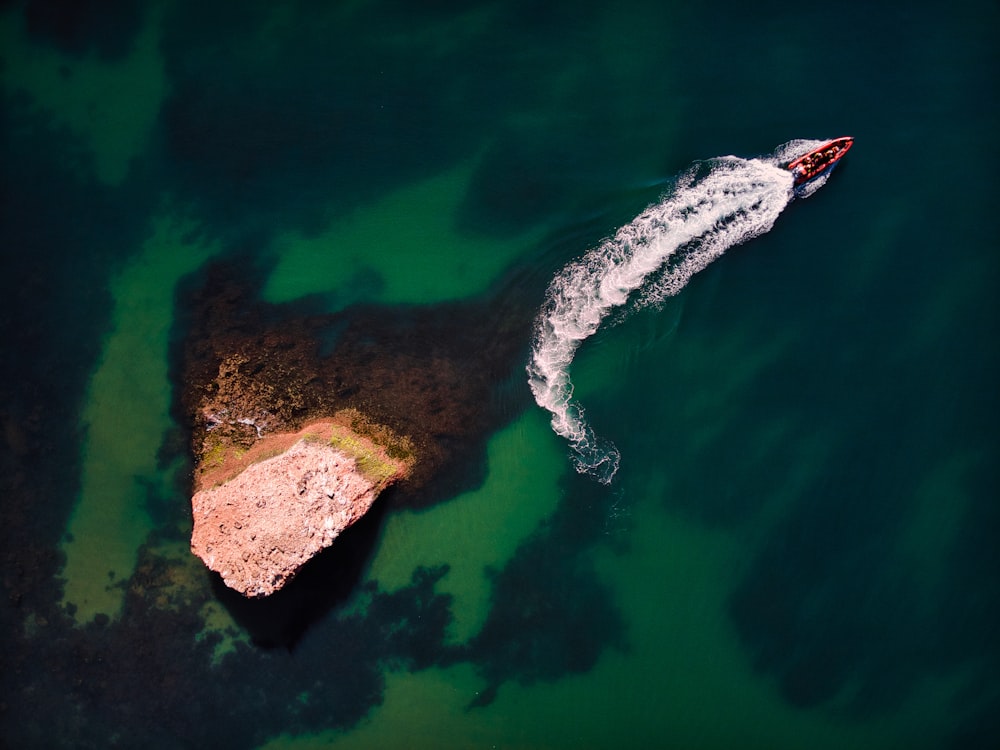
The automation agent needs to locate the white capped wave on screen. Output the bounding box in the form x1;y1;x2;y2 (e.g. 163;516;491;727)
528;140;823;483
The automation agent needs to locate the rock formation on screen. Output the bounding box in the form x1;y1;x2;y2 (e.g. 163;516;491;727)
177;260;536;594
176;262;536;511
190;416;413;597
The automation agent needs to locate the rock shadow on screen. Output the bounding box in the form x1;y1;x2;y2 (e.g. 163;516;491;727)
208;493;391;649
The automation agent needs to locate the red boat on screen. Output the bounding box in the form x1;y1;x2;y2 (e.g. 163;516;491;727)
787;136;854;186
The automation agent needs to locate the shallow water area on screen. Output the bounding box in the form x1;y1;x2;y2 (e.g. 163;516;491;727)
60;213;218;622
263;489;957;750
263;158;548;310
366;410;564;643
0;6;167;185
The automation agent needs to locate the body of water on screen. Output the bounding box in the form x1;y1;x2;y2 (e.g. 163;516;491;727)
1;1;997;748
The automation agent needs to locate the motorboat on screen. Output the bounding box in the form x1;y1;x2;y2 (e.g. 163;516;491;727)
787;136;854;187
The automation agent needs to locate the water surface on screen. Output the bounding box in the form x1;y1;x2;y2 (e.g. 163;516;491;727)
1;1;997;748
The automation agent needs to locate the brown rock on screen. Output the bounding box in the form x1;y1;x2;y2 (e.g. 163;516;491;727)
176;261;536;510
190;418;412;597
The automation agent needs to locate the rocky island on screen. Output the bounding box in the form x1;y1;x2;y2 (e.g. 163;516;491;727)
190;412;414;597
178;262;532;598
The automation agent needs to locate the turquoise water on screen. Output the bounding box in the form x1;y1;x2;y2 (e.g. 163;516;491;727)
1;1;997;748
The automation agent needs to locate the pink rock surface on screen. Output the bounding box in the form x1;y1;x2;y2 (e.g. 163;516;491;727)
190;439;386;597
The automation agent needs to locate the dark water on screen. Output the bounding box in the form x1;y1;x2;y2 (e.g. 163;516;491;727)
1;1;998;748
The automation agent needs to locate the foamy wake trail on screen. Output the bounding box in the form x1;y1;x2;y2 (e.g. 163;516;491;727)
528;143;813;483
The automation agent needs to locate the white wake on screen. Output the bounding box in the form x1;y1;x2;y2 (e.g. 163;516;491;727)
527;140;826;483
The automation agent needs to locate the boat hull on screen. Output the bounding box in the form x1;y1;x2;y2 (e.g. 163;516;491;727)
787;137;854;189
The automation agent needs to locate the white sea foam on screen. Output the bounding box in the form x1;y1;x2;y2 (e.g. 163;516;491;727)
527;140;826;483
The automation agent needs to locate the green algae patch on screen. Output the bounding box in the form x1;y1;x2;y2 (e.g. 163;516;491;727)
325;409;416;488
60;213;219;624
261;158;546;310
200;439;229;472
326;430;401;486
0;6;168;186
196;411;414;496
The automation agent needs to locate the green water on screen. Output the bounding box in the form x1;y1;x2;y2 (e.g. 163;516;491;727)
263;497;954;750
263;159;548;311
0;8;167;186
366;410;564;644
2;1;997;748
61;213;219;622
